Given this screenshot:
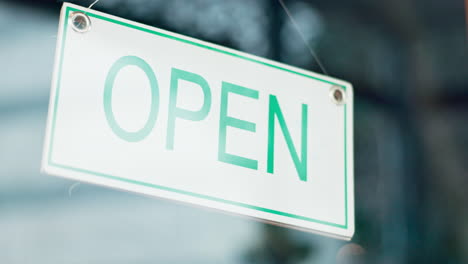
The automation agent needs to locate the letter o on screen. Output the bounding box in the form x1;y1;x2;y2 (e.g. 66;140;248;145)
103;56;159;142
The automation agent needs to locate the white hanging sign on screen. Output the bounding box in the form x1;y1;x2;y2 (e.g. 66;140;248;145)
42;3;354;240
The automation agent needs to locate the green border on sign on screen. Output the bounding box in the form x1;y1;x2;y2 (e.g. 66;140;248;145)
48;6;349;229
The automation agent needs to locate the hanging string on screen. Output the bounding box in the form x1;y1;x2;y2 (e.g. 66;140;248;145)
68;182;81;197
88;0;101;9
277;0;329;76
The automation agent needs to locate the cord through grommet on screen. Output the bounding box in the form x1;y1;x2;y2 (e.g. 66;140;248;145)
330;85;346;105
70;12;91;33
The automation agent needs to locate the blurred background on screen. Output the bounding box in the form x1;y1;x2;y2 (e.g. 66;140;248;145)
0;0;467;263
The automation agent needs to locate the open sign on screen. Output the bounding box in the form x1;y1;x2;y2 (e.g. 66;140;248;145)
42;3;355;240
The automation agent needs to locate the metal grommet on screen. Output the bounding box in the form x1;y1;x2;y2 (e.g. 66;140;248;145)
70;12;91;33
329;85;346;105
